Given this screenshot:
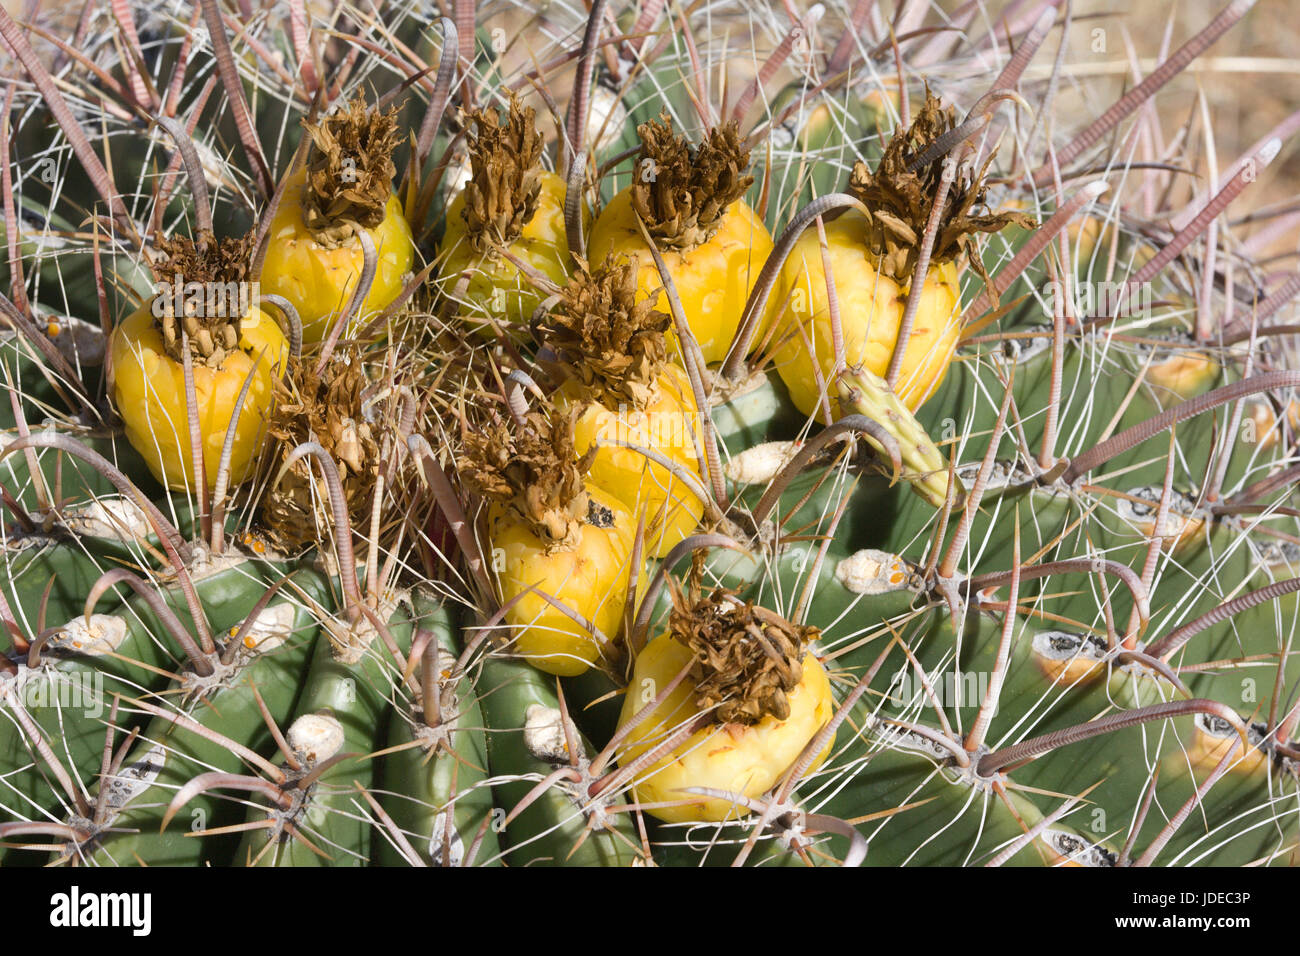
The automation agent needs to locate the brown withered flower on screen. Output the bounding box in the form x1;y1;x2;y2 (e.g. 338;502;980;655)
847;89;1035;300
458;400;596;550
260;351;381;552
668;577;817;726
301;97;404;247
536;259;672;409
152;230;257;369
460;95;544;255
631;112;753;252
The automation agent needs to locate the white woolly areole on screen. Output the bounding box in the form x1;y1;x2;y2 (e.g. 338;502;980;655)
188;549;255;580
1251;537;1300;571
835;549;909;594
63;495;152;541
1195;712;1265;749
523;704;582;764
0;533;43;553
725;440;800;485
586;84;628;154
1042;829;1116;867
287;712;345;766
446;151;472;195
863;713;951;759
329;590;407;664
52;614;129;656
1031;630;1107;663
103;744;166;816
239;602;297;654
427;809;466;867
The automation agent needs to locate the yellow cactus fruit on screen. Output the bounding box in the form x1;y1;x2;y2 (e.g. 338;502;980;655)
439;96;577;336
259;97;415;344
588;113;775;366
615;583;835;823
110;232;287;492
540;259;707;558
459;401;639;676
770;91;1035;416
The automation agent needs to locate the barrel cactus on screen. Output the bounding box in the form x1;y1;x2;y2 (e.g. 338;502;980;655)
0;0;1297;874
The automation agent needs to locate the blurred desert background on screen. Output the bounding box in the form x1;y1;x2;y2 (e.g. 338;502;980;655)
3;0;1298;256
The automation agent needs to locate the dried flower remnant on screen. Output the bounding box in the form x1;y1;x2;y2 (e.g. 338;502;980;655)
460;96;545;254
669;579;816;725
631;112;754;253
301;97;404;247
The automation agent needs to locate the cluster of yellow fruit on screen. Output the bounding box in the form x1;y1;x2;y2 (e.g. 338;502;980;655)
442;106;751;672
111;100;415;495
441;95;1033;820
108;90;1022;823
433;101;848;821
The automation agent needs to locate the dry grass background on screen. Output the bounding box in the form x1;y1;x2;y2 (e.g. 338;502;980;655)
6;0;1299;258
1001;0;1300;261
481;0;1300;259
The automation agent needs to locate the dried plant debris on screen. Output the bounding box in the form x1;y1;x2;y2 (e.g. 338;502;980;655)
669;579;817;725
848;90;1035;297
459;403;596;548
302;96;403;246
461;95;544;254
262;352;381;551
152;230;257;368
632;112;753;251
538;259;671;408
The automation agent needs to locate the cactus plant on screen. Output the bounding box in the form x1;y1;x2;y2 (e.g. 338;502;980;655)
0;0;1297;877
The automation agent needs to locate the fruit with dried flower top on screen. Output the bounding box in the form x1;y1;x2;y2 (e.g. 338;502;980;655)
459;403;639;676
588;113;774;366
540;260;706;558
259;98;415;344
770;93;1033;414
615;585;835;823
110;232;288;491
439;97;576;336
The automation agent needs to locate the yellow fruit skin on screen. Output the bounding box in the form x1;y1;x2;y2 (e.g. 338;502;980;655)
490;486;638;677
587;188;775;366
562;363;705;560
258;168;415;344
109;302;287;492
1069;214;1110;266
1146;349;1219;408
616;633;835;823
1187;723;1268;779
440;170;574;334
769;212;961;416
